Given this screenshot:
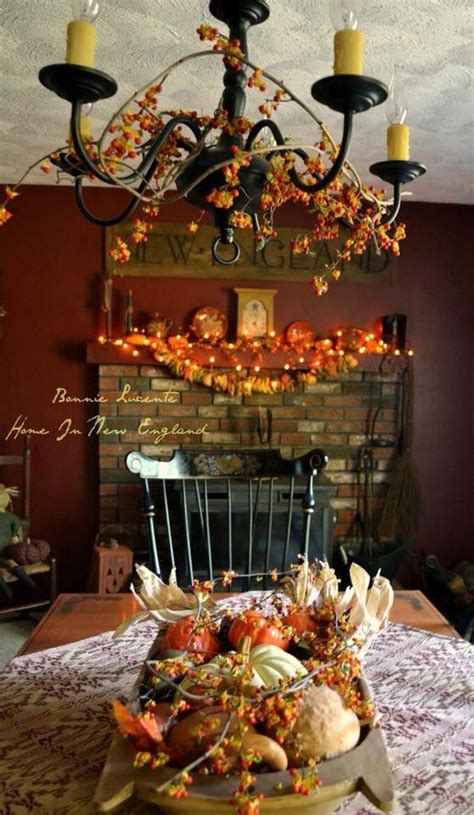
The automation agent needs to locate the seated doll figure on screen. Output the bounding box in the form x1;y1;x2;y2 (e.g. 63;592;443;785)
0;484;36;600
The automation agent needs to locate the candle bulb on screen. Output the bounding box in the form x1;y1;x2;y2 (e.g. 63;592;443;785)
386;76;410;161
79;102;92;141
66;0;99;68
330;0;363;76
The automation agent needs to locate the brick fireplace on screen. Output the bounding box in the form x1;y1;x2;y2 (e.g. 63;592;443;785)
89;345;403;565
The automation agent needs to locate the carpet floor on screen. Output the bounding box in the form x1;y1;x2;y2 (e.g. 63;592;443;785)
0;613;43;670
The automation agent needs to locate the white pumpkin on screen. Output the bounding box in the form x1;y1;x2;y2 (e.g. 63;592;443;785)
177;644;307;696
246;644;308;688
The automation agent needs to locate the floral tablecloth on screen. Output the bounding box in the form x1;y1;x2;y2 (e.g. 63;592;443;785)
0;597;473;815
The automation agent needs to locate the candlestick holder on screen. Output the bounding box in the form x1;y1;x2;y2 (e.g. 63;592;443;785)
368;160;426;226
39;64;117;104
311;74;388;114
370;160;427;187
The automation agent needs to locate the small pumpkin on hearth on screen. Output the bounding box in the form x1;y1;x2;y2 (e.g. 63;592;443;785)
160;615;220;659
228;609;290;651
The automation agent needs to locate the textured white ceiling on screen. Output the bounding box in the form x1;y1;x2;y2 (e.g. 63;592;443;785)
1;0;473;204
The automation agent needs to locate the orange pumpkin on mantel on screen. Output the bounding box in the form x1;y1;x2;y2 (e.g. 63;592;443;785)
228;610;290;651
160;615;220;659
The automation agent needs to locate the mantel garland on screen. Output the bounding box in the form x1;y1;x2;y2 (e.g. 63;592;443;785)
97;328;413;396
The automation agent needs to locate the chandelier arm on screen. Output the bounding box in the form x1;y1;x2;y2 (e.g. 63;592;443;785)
287;111;354;193
132;117;203;183
70;102;203;188
73;178;146;226
245;118;284;151
70;102;118;184
73;156;160;227
245;118;309;162
378;184;402;227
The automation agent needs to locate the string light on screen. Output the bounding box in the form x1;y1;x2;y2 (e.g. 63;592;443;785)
95;324;415;395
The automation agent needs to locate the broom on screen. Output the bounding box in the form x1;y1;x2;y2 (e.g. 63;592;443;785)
378;357;420;543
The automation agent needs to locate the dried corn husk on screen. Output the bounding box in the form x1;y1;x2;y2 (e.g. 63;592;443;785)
334;562;394;655
113;565;217;638
280;557;339;608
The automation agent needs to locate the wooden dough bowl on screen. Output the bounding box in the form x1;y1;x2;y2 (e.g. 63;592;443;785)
94;639;394;814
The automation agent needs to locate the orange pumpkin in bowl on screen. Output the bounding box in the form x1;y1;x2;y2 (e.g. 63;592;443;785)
160;615;220;659
283;609;318;639
228;610;290;651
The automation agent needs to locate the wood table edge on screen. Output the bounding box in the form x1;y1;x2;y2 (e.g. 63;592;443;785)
14;589;460;658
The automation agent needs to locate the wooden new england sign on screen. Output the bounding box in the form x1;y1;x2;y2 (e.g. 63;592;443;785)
105;222;397;285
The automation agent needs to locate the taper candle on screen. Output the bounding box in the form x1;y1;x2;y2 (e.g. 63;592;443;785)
330;1;363;75
386;76;410;160
387;123;410;161
66;1;99;68
333;29;363;75
124;289;133;334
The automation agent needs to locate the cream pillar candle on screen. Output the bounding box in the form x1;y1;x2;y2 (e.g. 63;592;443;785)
387;123;410;161
66;20;97;67
333;29;363;74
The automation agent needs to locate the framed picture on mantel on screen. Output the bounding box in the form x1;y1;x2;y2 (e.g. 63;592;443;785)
105;222;397;285
234;288;278;338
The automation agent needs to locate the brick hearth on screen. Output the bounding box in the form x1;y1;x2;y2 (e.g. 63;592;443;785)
90;351;403;554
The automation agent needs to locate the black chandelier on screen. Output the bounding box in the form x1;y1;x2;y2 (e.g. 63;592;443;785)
38;0;426;265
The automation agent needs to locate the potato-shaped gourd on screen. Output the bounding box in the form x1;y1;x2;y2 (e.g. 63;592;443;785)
166;706;287;771
283;685;361;763
166;705;241;765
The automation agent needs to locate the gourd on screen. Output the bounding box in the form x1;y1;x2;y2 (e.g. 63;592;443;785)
228;609;289;651
244;644;308;688
160;615;219;658
282;609;318;638
281;685;361;763
178;641;307;696
166;705;287;770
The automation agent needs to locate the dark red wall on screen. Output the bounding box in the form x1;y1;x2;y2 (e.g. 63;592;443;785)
0;185;472;588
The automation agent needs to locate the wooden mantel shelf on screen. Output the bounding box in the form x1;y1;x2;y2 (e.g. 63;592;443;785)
86;342;408;373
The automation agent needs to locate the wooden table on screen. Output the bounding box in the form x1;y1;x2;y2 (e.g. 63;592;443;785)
16;589;459;657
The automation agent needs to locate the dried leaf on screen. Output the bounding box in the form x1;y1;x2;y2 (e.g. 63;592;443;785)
113;565;218;637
